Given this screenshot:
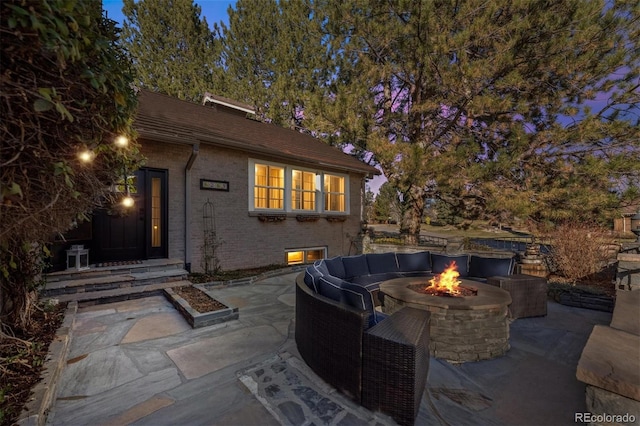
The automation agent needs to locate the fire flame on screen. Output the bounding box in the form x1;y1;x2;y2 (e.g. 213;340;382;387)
428;261;462;295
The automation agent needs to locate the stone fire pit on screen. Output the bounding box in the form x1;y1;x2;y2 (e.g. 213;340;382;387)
380;277;512;363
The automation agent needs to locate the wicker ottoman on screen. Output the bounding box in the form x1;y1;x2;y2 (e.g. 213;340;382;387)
486;274;548;319
362;307;430;426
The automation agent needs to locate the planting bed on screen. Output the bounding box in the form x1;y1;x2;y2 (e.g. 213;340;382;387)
164;284;238;328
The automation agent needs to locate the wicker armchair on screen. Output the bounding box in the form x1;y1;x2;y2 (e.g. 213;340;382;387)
295;273;430;425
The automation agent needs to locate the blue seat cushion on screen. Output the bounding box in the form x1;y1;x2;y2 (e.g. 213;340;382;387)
431;253;469;277
351;273;403;286
324;256;346;279
366;253;400;274
316;275;347;301
340;281;384;328
303;269;319;292
314;260;329;276
468;255;515;278
342;254;370;278
303;260;329;292
396;251;431;274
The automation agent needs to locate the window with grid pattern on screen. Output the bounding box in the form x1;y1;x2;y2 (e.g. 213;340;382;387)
324;174;345;212
292;170;316;210
254;164;284;209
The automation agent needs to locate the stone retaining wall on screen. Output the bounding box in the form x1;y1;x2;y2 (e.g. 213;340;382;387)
577;289;640;426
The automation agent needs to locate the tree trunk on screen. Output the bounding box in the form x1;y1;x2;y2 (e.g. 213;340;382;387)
399;184;426;245
0;283;37;333
0;242;44;333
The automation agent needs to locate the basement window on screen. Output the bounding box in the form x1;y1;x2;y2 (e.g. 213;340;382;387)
286;247;327;265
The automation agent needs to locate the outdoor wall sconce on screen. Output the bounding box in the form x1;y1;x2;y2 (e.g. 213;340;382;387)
66;244;90;271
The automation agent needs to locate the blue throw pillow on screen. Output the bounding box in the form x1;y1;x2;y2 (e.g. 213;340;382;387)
431;253;469;276
366;253;400;274
342;254;370;278
468;255;515;278
313;260;329;276
316;275;346;301
324;256;346;278
303;269;319;292
396;251;431;273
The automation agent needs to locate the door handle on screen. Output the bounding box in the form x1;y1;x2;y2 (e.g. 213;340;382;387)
139;208;145;220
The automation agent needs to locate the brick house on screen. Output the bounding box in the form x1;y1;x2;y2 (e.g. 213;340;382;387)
53;90;378;272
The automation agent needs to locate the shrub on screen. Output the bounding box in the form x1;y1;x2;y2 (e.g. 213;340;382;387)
546;221;618;284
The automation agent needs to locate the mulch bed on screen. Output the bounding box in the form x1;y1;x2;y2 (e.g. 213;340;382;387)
0;302;66;426
172;286;227;313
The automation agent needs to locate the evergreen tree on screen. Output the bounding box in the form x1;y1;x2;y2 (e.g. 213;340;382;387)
363;188;375;223
311;0;639;240
373;182;402;223
1;0;141;331
216;0;328;128
121;0;218;102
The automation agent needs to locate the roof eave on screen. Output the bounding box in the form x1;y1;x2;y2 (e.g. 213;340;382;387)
137;127;379;177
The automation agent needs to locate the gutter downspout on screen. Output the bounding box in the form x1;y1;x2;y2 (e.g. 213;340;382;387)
184;143;199;272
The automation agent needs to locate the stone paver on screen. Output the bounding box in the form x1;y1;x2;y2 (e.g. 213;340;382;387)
44;272;614;426
121;311;191;344
167;325;284;380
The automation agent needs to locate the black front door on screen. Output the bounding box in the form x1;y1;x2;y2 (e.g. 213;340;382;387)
92;168;168;262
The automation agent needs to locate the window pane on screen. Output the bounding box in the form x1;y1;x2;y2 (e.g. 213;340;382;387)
255;165;267;186
254;164;284;209
324;174;345;212
254;187;266;208
292;170;316;211
306;250;324;262
269;188;283;209
151;177;161;247
287;251;304;265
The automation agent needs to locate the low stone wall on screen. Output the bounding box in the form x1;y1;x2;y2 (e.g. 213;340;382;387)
382;280;511;363
576;289;640;426
585;386;640;426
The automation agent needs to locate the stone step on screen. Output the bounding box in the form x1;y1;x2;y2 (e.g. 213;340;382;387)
41;268;189;297
45;259;184;282
41;280;192;306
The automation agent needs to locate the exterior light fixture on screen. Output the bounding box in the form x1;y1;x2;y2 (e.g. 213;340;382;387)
121;195;135;208
120;171;134;208
115;135;129;147
66;244;90;271
78;150;94;163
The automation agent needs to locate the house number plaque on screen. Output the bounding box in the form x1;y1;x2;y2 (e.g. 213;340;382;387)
200;179;229;191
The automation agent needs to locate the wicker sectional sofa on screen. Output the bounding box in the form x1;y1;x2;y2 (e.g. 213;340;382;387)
295;251;515;425
304;251;516;313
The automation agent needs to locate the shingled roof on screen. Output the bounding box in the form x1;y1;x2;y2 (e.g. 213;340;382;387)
134;90;379;177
